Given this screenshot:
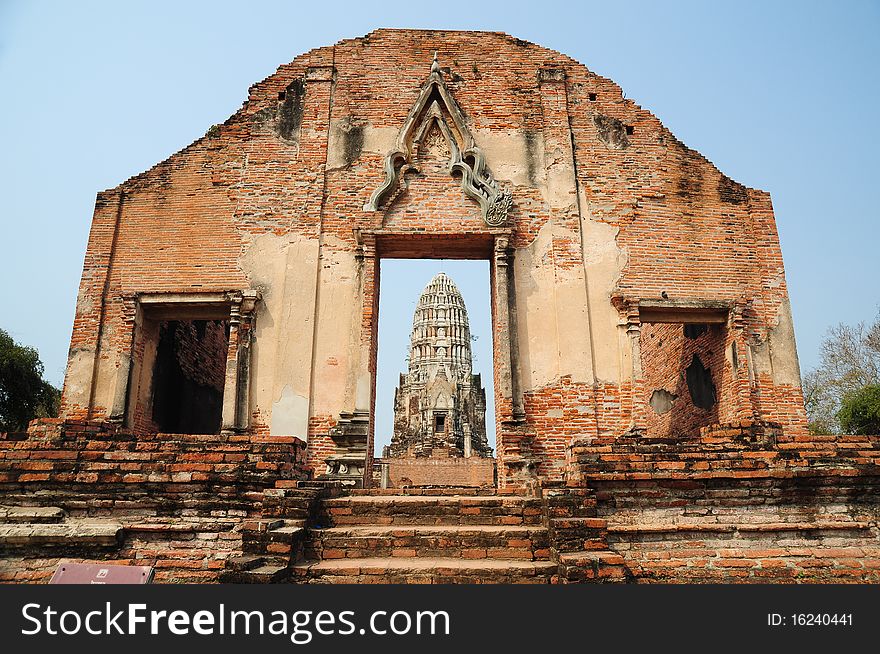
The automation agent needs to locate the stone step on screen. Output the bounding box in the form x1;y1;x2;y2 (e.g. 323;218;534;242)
225;554;268;572
326;495;528;504
320;495;544;526
557;551;630;583
221;556;290;583
0;521;122;548
291;557;558;584
242;520;306;556
350;487;502;497
0;506;66;524
270;490;319;500
295;480;344;489
261;486;321;521
307;525;551;560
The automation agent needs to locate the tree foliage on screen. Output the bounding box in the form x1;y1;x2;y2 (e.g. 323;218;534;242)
0;328;60;432
837;384;880;435
803;311;880;434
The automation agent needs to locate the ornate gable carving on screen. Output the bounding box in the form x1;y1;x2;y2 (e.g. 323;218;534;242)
365;54;512;227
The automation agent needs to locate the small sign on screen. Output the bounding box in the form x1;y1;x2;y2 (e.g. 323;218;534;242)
49;562;154;585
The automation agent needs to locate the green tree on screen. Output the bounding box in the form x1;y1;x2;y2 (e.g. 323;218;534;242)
803;310;880;434
0;328;60;432
837;384;880;435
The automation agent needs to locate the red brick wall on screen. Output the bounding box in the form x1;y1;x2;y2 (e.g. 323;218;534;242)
59;29;807;484
640;323;726;438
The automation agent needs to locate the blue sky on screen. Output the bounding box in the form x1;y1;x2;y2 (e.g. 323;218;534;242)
1;1;877;449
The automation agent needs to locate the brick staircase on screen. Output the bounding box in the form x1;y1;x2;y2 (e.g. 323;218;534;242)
224;483;631;584
220;480;334;583
543;487;631;583
293;491;557;583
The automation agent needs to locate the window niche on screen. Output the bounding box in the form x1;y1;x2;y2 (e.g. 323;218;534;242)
125;291;260;436
150;319;229;434
632;303;730;439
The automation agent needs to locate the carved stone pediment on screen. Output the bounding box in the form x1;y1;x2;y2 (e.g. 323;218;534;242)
365;53;512;227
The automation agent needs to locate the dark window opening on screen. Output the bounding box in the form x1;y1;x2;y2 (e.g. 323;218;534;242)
588;92;597;101
683;323;708;339
151;319;229;434
434;414;446;433
686;353;717;410
625;125;635;135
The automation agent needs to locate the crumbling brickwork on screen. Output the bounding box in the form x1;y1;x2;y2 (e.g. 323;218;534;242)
0;419;309;582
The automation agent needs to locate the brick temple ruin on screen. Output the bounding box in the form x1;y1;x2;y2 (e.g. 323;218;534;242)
377;271;494;489
1;30;878;583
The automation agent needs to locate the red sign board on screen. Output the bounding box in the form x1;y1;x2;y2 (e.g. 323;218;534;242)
49;563;154;584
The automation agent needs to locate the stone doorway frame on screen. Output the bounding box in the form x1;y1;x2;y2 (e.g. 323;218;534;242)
354;228;521;487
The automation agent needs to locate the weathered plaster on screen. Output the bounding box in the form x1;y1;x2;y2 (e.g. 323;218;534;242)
240;232;320;438
472;128;545;189
271;385;310;437
513;174;626;392
513;222;561;391
551;225;595;384
63;348;95;411
359;125;399;157
581;216;627;384
308;234;361;418
768;298;803;387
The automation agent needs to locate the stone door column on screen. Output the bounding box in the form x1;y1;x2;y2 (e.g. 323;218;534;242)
492;235;521;420
354;232;378;415
623;299;647;435
221;290;261;433
728;301;756;422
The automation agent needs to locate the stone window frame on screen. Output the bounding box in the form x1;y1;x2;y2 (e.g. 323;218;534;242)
116;290;261;434
615;297;751;435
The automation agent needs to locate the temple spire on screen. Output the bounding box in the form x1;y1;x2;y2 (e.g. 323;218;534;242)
389;272;491;459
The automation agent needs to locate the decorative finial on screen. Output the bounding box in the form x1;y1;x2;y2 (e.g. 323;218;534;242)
431;51;440;74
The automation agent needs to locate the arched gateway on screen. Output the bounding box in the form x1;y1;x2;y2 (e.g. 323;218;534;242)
6;30;877;584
